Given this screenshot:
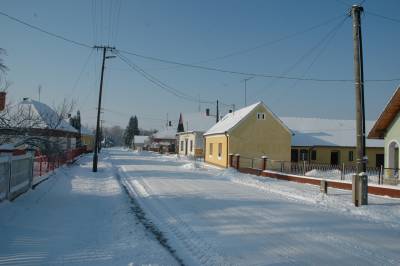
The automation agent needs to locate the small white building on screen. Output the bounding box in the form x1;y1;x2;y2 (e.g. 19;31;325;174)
151;127;177;153
177;111;216;157
133;135;150;151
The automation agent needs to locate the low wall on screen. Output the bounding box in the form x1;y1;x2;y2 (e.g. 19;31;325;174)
238;167;400;198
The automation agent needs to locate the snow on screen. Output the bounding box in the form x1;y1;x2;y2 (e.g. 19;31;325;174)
80;126;94;136
16;99;77;133
116;149;400;265
0;152;179;265
180;112;216;132
2;148;400;265
204;102;261;135
133;135;149;144
282;117;383;147
152;127;176;140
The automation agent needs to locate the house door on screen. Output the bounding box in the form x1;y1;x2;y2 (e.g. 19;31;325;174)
376;154;384;167
185;139;188;155
330;151;340;165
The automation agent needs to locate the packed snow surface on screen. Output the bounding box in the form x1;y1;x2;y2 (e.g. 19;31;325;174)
117;149;400;265
2;148;400;265
0;152;178;265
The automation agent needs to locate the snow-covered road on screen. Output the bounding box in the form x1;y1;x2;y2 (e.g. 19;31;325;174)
0;151;179;265
114;149;400;266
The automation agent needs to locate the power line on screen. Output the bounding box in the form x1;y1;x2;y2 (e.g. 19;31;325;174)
365;10;400;24
0;10;92;49
117;53;215;103
117;48;400;83
153;14;348;71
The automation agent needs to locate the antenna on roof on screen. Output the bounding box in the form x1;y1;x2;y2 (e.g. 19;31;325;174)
38;85;42;102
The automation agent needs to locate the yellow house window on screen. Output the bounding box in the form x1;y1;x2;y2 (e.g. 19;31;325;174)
349;151;354;161
218;143;222;159
209;143;213;155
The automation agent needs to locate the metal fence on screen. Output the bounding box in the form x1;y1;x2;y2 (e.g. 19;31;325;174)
265;160;388;185
228;153;393;186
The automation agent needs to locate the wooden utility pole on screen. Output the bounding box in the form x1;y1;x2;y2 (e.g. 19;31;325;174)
351;5;368;206
93;45;115;172
351;5;366;174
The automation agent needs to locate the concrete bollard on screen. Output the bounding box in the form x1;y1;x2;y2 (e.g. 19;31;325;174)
320;180;328;194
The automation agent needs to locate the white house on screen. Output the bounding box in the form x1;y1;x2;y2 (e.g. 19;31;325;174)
177;110;217;157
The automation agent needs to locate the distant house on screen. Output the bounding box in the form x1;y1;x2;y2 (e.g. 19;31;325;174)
80;127;95;152
133;135;150;151
0;98;78;151
282;117;384;167
369;87;400;180
177;110;216;157
151;127;177;153
204;102;292;168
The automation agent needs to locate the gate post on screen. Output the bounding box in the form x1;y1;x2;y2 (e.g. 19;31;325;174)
261;156;268;171
228;153;234;168
235;154;240;170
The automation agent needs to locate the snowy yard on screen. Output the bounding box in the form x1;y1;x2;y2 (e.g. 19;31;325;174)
1;148;400;265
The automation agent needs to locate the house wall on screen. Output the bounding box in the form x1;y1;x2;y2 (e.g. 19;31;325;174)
178;132;204;157
204;134;228;167
291;146;384;167
82;135;95;151
228;104;291;168
384;112;400;168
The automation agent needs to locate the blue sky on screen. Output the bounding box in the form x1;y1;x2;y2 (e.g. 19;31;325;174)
1;0;399;130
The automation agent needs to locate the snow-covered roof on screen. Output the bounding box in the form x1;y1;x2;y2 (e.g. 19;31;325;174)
204;102;290;136
153;127;176;140
16;99;77;133
134;135;149;144
281;117;384;148
204;102;260;135
80;126;94;136
180;112;216;133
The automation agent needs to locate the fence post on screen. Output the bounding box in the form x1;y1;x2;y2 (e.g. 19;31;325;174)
235;154;240;170
280;161;284;173
261;156;268;171
341;163;345;180
303;161;306;176
379;165;383;185
39;156;42;176
6;153;12;200
228;154;234;167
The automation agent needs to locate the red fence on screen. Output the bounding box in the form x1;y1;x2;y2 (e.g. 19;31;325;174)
33;147;87;178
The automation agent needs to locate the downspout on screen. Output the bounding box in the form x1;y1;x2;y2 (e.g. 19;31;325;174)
203;135;206;162
225;131;229;168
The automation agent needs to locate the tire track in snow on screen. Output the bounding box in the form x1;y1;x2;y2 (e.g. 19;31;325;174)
114;169;184;266
137;177;228;266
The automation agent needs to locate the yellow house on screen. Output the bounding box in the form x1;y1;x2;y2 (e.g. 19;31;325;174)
281;117;384;168
203;102;292;168
81;127;95;152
